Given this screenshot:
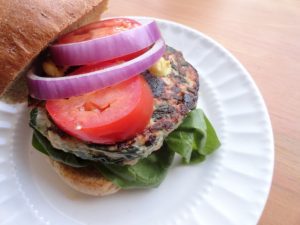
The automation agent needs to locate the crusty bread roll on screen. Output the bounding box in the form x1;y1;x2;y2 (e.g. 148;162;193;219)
0;0;108;103
49;160;120;196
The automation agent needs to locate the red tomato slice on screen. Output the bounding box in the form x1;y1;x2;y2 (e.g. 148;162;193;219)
69;60;122;75
57;18;141;44
59;18;148;75
69;47;148;75
46;75;153;144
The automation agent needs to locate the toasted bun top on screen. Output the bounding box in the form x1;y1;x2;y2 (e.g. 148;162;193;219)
0;0;108;103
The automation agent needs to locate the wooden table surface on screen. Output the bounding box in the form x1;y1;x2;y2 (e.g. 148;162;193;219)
104;0;300;224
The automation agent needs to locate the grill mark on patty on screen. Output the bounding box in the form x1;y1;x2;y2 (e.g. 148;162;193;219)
35;46;200;165
143;72;166;98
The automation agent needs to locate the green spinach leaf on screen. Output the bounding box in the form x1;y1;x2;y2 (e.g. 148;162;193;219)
202;113;221;155
165;109;220;164
29;107;38;128
94;144;175;189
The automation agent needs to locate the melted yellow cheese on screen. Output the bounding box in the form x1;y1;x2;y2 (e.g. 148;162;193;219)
42;59;65;77
149;57;171;77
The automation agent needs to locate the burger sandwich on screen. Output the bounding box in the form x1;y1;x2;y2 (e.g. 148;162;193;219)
0;0;220;196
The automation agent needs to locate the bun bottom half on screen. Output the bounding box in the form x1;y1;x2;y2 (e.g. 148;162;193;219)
49;159;120;196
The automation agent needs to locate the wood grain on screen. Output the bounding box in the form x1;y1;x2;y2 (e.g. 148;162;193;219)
104;0;300;224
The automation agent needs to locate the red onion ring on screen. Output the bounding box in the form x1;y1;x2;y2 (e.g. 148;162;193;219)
28;38;166;100
50;20;161;66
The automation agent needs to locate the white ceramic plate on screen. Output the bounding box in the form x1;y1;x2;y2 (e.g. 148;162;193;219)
0;17;274;225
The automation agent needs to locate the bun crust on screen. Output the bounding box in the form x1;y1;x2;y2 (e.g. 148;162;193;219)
49;159;120;196
0;0;108;103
